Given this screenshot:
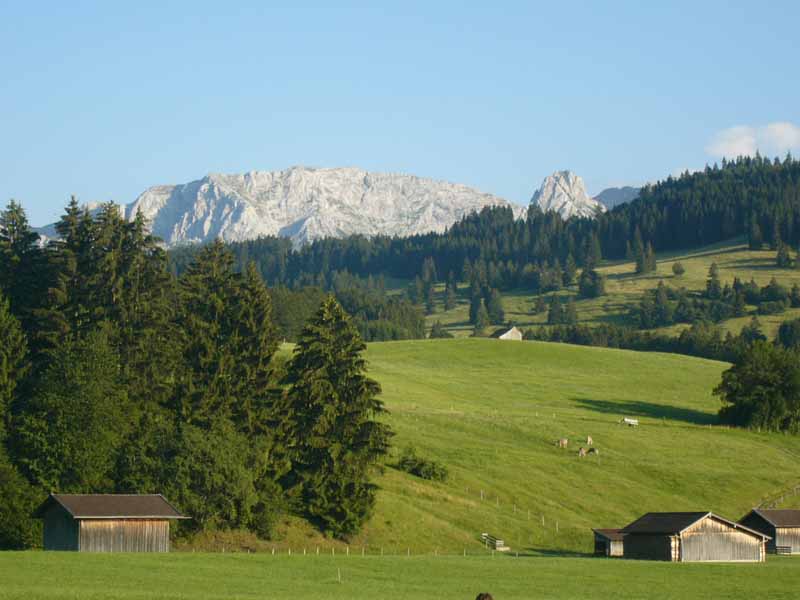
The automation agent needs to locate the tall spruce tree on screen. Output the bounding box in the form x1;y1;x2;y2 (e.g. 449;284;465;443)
0;295;27;439
0;201;43;331
279;296;392;537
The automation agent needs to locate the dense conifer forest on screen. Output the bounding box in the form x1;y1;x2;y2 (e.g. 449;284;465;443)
0;199;390;548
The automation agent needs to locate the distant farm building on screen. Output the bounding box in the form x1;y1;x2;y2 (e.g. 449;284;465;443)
34;494;188;552
593;528;625;557
490;326;523;341
620;512;769;562
739;509;800;554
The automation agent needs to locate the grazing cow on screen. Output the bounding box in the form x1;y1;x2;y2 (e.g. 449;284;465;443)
578;447;587;457
586;435;593;446
555;438;568;449
588;447;599;455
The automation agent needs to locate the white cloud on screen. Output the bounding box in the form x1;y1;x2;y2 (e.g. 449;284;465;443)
706;122;800;159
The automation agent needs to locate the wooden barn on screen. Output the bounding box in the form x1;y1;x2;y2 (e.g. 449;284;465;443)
34;494;188;552
739;509;800;554
593;528;625;557
620;512;769;562
490;326;523;341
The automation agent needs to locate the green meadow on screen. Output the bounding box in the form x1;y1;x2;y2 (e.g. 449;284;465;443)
6;338;800;597
1;552;800;600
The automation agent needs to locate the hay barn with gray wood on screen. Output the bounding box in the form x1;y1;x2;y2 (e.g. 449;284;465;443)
619;512;769;562
738;509;800;554
33;494;188;552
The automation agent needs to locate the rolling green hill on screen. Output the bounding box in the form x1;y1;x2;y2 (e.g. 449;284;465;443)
201;338;800;556
424;240;800;339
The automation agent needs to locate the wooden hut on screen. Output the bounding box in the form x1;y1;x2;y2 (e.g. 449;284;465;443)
489;326;523;341
739;509;800;554
593;528;625;557
620;512;769;562
34;494;188;552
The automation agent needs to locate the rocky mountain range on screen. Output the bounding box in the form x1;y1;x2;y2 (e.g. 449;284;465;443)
38;167;631;247
530;171;606;219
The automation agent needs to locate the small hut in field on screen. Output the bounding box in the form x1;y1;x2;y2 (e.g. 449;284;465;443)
620;512;769;562
490;326;523;341
739;509;800;554
34;494;188;552
593;528;625;557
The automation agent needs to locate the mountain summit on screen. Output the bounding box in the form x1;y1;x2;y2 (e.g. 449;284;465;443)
125;166;520;247
530;171;606;219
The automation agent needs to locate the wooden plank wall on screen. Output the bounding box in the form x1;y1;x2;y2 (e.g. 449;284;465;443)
775;528;800;554
623;535;672;560
79;519;170;552
681;517;764;562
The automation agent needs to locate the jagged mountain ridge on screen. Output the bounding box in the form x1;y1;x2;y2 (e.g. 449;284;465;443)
124;167;526;247
37;167;618;247
529;170;606;219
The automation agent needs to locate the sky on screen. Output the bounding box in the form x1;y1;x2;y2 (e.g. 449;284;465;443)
1;1;799;226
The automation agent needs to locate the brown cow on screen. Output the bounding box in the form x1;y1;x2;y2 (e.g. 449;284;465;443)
586;435;593;446
578;447;587;457
555;438;568;449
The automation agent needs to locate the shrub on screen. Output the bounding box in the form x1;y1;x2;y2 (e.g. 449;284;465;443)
396;446;448;482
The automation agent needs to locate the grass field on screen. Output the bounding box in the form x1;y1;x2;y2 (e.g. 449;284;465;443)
2;552;800;600
5;338;800;597
210;338;800;557
424;240;800;338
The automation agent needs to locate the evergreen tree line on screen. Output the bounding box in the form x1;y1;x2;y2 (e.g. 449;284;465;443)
168;155;800;294
0;199;391;548
634;265;800;330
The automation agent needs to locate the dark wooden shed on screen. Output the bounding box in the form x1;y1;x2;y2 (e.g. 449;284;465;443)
739;509;800;554
34;494;188;552
621;512;769;562
593;528;625;557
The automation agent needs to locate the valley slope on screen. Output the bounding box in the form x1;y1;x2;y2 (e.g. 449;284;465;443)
237;339;800;555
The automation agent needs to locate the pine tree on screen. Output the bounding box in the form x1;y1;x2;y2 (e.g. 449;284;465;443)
469;290;483;325
424;284;436;315
776;242;792;268
473;301;490;336
0;200;43;331
748;216;763;250
279;296;392;537
533;294;547;315
547;295;563;325
564;297;578;325
706;263;722;299
0;295;27;440
444;282;457;311
486;289;505;324
654;281;673;325
633;229;646;273
645;242;657;272
563;254;577;285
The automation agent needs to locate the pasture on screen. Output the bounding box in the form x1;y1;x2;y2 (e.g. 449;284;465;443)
234;338;800;556
1;552;799;599
425;240;800;338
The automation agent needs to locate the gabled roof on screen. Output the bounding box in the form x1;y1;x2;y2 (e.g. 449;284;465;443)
489;326;522;339
33;494;189;520
592;528;625;541
622;511;769;539
744;509;800;528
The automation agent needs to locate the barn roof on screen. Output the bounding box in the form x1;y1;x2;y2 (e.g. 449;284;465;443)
622;512;769;538
592;528;625;541
489;326;521;339
746;509;800;528
34;494;189;520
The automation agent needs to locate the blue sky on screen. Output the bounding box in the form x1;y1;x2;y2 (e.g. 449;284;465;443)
2;1;799;226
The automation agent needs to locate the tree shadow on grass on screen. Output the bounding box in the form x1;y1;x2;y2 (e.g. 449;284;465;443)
574;397;718;426
523;547;593;558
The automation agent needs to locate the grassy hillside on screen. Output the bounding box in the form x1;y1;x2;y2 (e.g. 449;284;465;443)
424;240;800;338
208;338;800;556
2;552;800;600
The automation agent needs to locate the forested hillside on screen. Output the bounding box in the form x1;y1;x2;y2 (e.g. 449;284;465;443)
0;199;390;548
169;155;800;294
